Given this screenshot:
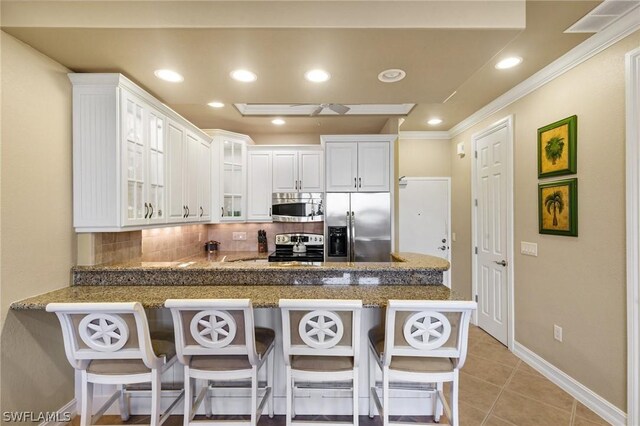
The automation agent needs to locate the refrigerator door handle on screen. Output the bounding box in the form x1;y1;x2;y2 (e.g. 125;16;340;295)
350;211;356;262
346;211;352;262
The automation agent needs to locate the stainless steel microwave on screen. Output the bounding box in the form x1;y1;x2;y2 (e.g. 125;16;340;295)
271;193;324;222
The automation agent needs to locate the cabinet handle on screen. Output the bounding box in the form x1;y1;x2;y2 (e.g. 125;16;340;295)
221;207;225;217
183;206;186;218
144;203;149;219
299;180;302;189
149;203;154;218
269;207;272;217
295;180;298;190
186;206;190;217
200;206;203;217
359;177;362;188
354;177;357;188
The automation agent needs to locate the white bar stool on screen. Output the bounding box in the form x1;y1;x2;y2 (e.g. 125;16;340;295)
279;299;363;426
164;299;275;426
46;302;182;426
367;300;477;426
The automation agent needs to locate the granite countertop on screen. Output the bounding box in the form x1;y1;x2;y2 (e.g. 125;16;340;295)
74;251;450;272
11;284;456;310
71;251;449;286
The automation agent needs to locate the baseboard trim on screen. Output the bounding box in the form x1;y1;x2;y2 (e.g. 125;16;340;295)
39;399;77;426
513;341;626;426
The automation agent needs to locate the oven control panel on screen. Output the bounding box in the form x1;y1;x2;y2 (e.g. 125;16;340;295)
275;233;324;246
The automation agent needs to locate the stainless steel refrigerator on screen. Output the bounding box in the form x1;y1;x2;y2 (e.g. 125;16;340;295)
324;192;391;262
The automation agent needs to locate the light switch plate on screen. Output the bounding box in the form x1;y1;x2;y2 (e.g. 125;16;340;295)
232;232;247;241
521;241;538;256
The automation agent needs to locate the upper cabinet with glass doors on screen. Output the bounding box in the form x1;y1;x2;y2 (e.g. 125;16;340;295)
69;73;212;232
208;130;253;223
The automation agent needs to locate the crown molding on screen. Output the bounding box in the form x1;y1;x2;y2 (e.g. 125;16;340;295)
449;10;640;138
399;131;451;140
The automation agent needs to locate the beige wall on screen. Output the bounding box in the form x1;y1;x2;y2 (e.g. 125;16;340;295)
1;32;75;418
398;138;451;177
450;30;640;410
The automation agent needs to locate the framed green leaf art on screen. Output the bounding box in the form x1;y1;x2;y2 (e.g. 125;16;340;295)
537;115;577;178
538;178;578;237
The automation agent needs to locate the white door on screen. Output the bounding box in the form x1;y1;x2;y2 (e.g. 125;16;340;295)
325;142;358;192
272;151;298;192
475;123;510;345
248;151;273;221
198;139;211;222
358;141;390;192
299;150;324;192
399;178;451;286
167;120;186;223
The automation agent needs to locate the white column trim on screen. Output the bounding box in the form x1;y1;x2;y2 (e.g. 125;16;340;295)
625;46;640;426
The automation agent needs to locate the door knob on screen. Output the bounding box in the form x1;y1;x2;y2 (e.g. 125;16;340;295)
494;260;508;267
438;245;448;251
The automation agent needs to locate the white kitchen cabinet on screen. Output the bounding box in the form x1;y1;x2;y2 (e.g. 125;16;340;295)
273;149;324;193
324;138;392;192
209;130;252;222
247;150;273;221
198;139;212;221
69;73;211;231
167;120;187;223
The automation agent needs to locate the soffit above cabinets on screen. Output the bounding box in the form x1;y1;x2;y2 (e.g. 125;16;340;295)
1;1;602;134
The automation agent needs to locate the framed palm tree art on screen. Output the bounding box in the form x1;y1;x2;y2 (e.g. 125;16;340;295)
538;178;578;236
537;115;577;178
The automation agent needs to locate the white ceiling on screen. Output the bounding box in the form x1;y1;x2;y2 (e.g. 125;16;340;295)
1;0;602;135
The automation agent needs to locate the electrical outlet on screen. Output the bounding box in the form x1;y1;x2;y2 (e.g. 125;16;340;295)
554;324;563;342
521;241;538;256
452;233;457;242
198;233;202;242
232;232;247;241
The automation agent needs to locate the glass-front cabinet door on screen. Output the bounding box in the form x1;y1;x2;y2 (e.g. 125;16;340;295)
123;92;147;226
221;138;245;221
122;90;166;226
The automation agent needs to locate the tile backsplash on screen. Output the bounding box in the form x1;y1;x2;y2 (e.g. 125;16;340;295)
208;222;323;252
89;222;324;265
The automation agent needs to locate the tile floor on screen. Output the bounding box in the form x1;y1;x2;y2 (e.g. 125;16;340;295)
70;325;611;426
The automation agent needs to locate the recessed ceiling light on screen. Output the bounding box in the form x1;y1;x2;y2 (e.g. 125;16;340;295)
427;118;443;125
154;69;184;83
305;69;331;83
495;56;523;70
208;101;225;108
272;118;286;126
378;68;406;83
230;69;257;82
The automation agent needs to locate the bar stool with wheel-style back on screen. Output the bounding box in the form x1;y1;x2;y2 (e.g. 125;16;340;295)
367;300;477;426
46;302;182;426
279;299;363;426
164;299;275;426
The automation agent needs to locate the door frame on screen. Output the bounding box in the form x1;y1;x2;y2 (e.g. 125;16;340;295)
471;115;515;351
626;46;640;426
398;177;452;287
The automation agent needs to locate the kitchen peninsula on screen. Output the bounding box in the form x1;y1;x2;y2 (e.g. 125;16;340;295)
11;252;453;309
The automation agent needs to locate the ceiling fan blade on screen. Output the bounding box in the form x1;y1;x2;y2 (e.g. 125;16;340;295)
310;105;324;116
328;104;351;115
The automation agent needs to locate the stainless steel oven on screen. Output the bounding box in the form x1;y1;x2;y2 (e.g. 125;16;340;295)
271;193;324;222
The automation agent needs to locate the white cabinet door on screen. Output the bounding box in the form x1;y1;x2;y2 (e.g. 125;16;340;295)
272;151;298;192
221;138;246;221
147;110;166;223
248;151;273;221
358;141;390;192
121;91;148;226
185;132;200;222
198;139;211;222
325;142;358;192
167;120;186;223
299;150;323;192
